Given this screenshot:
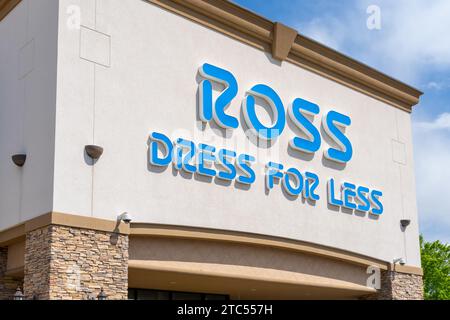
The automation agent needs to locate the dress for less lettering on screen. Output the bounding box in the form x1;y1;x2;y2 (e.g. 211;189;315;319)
148;63;383;215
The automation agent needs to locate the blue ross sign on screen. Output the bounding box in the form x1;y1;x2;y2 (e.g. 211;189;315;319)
148;63;383;216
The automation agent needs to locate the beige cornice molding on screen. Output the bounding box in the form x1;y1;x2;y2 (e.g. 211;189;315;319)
130;223;423;276
0;212;423;276
0;212;130;246
0;223;24;246
0;0;422;112
389;263;423;276
26;211;130;234
272;22;297;61
0;0;21;21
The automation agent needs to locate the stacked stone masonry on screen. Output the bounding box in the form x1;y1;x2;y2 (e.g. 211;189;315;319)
362;270;423;300
5;224;424;300
24;225;128;300
388;271;423;300
0;247;23;300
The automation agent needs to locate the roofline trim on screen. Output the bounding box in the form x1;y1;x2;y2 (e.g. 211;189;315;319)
148;0;422;112
0;0;423;111
0;0;21;21
0;211;423;276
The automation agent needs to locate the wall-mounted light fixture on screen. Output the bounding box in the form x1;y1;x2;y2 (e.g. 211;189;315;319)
400;219;411;228
13;287;24;300
85;145;104;160
11;154;26;167
97;288;107;300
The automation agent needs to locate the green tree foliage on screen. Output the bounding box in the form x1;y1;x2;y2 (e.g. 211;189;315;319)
420;235;450;300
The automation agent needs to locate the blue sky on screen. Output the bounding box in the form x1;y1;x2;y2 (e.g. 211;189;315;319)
233;0;450;243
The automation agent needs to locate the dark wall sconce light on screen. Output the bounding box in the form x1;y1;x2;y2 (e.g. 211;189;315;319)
400;219;411;228
11;154;26;167
85;145;104;160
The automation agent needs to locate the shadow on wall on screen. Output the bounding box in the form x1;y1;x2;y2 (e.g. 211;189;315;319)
195;72;231;139
320;122;346;171
146;136;169;174
327;202;380;220
146;136;254;192
286;114;315;162
263;51;282;67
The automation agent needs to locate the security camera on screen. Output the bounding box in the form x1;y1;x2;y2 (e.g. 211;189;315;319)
393;258;405;265
118;212;132;224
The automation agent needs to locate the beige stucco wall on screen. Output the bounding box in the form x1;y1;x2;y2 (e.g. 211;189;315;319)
0;0;421;272
6;240;24;272
0;0;58;230
51;0;420;266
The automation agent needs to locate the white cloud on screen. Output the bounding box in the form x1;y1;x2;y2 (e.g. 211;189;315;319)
292;1;450;243
296;0;450;84
413;115;450;244
425;80;450;91
426;82;442;90
377;0;450;81
297;18;344;51
415;112;450;131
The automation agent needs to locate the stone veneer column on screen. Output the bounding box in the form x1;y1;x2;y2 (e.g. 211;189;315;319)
0;247;23;300
362;270;423;300
24;225;128;300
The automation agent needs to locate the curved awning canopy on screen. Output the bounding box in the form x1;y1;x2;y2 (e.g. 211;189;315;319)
128;259;376;299
128;234;378;300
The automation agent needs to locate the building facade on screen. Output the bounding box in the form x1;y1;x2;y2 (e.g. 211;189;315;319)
0;0;423;300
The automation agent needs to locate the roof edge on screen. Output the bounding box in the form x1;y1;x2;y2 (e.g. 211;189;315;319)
0;0;423;112
0;0;21;21
149;0;423;112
